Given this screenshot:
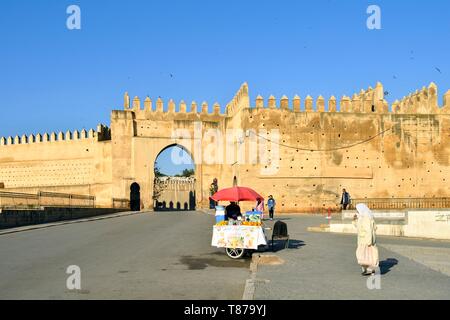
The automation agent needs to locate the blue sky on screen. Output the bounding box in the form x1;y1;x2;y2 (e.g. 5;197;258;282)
1;0;449;174
156;146;194;176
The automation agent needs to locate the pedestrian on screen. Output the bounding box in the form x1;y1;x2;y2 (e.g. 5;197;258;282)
255;198;264;219
209;183;216;209
353;203;379;276
209;181;218;209
340;188;351;210
267;195;276;221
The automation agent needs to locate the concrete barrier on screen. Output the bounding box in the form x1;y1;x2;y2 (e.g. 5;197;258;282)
329;209;450;240
0;207;127;230
329;222;405;237
404;210;450;240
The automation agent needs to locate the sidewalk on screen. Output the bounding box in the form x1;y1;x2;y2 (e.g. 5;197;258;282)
0;210;141;236
250;215;450;300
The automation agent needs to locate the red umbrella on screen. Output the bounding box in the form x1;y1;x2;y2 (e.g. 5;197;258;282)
210;186;264;202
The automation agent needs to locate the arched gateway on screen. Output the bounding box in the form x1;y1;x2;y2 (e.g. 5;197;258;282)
153;144;196;211
108;84;252;210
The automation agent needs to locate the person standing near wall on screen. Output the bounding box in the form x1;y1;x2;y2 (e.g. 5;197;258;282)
267;195;276;221
209;183;216;209
353;203;379;276
209;179;218;209
255;198;264;219
340;188;351;210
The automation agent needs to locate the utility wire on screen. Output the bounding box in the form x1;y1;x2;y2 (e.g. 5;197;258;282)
250;124;399;152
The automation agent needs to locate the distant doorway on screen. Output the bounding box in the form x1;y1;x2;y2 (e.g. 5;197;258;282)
130;182;141;211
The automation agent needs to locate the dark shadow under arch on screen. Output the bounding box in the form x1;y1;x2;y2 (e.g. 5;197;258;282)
189;191;196;210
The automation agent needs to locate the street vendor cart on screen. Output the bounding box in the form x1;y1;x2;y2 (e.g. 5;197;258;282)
212;222;268;259
210;186;268;259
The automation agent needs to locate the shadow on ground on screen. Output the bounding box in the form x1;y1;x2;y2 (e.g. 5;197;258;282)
269;239;305;252
263;218;292;222
380;258;399;275
179;252;251;270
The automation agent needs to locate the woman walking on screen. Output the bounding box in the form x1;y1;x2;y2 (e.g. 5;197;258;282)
255;199;264;219
353;203;379;276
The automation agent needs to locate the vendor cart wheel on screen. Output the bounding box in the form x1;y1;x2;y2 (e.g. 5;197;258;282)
225;248;246;259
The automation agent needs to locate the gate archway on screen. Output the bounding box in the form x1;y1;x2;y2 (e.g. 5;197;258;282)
153;144;196;211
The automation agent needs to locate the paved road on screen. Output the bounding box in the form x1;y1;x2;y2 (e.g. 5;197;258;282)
254;216;450;300
0;211;250;299
2;212;450;300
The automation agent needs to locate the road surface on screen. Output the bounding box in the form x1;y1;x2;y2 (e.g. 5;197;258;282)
1;212;449;300
0;211;249;299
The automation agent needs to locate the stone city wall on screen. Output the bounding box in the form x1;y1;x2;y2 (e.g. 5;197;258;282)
1;82;450;212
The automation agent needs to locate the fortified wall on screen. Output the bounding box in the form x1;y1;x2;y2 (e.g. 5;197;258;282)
0;126;113;205
1;82;450;212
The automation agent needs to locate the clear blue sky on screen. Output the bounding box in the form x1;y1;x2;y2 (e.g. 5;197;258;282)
156;146;194;176
1;0;449;139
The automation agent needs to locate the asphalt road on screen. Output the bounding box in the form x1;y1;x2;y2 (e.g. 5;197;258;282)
1;212;450;300
0;211;250;300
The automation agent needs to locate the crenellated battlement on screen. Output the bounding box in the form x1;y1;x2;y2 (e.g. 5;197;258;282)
225;82;250;116
254;93;347;113
121;82;450;121
123;92;225;118
157;176;196;186
251;82;449;115
0;124;111;147
252;82;387;113
391;82;445;114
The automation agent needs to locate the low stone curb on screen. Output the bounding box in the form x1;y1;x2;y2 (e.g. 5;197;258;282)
242;253;282;300
242;254;260;300
0;211;142;236
307;225;330;233
196;209;215;215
